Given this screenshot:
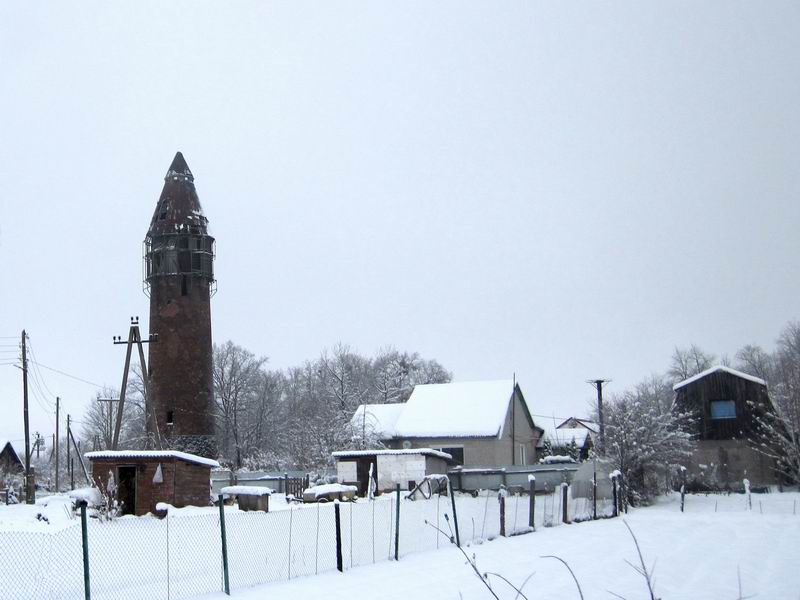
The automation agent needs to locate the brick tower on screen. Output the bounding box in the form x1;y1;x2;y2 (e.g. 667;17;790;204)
143;152;216;457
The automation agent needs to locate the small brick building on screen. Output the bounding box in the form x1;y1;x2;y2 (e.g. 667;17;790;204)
85;450;219;516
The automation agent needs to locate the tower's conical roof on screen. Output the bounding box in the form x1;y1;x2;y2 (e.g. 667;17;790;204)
165;151;194;181
147;152;210;237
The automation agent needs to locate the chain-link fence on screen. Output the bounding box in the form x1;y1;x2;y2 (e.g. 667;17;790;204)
0;480;621;600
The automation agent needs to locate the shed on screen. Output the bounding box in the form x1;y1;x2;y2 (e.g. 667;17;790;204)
85;450;219;516
332;448;451;494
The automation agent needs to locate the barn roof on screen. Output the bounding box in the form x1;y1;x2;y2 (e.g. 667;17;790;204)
84;450;220;468
672;365;767;391
352;380;529;440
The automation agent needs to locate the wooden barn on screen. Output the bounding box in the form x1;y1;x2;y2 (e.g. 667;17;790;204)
673;366;778;488
85;450;219;516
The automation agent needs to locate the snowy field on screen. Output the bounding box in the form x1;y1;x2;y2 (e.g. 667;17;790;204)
0;490;797;599
194;492;800;600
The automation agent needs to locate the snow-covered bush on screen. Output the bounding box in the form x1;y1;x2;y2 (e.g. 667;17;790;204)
603;375;695;506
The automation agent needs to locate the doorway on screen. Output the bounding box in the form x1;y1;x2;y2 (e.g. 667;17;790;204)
117;466;137;515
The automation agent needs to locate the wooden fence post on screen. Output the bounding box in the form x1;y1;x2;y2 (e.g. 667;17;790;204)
334;502;343;572
561;483;569;524
612;475;618;517
449;479;461;547
528;476;536;530
499;493;506;536
680;467;686;513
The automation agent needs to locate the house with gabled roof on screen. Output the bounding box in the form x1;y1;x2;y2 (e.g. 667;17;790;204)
350;380;543;467
673;365;778;487
0;440;24;486
537;425;593;461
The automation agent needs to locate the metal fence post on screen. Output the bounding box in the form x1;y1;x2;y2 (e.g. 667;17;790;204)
499;493;506;536
592;461;597;520
528;476;535;530
218;494;230;595
78;500;91;600
334;502;343;572
449;479;461;547
394;484;400;560
561;483;569;524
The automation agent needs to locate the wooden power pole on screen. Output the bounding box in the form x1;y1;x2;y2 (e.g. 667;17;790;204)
55;397;60;492
587;379;611;452
112;317;159;450
21;330;34;504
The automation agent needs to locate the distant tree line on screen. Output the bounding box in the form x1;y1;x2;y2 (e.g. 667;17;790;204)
602;319;800;505
211;342;451;471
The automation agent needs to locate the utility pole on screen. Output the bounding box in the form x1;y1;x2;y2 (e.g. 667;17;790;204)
21;330;34;504
587;379;611;453
55;397;60;492
67;414;72;490
112;317;159;450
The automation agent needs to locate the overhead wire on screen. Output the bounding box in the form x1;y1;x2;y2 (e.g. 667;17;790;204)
27;360;105;389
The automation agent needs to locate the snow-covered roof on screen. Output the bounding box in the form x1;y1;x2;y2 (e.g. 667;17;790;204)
221;485;272;497
672;365;767;391
84;450;220;468
332;448;453;461
350;403;405;438
303;483;358;498
556;418;599;433
536;426;592;449
399;379;523;438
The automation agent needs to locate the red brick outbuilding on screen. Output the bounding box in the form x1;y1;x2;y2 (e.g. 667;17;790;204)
85;450;219;516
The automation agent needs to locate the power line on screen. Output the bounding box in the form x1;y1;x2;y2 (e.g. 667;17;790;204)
27;340;58;400
28;360;105;389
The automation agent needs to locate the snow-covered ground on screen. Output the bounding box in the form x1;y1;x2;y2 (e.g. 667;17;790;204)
194;492;800;600
0;490;797;599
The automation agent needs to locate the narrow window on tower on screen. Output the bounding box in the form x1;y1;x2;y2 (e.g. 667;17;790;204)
181;275;188;296
166;411;174;425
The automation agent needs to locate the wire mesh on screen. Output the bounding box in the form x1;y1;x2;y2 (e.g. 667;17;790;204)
0;483;630;599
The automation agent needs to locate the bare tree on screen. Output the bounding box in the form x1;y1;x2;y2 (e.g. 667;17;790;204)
668;345;717;383
746;322;800;484
213;341;268;468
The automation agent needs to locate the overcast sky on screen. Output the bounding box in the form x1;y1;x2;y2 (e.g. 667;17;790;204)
1;1;799;447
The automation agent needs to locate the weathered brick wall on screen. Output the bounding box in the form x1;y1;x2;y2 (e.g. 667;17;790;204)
89;458;212;516
149;276;216;457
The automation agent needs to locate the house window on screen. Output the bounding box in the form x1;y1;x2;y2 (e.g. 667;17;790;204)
518;444;527;465
166;411;174;425
710;400;736;420
440;447;464;465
